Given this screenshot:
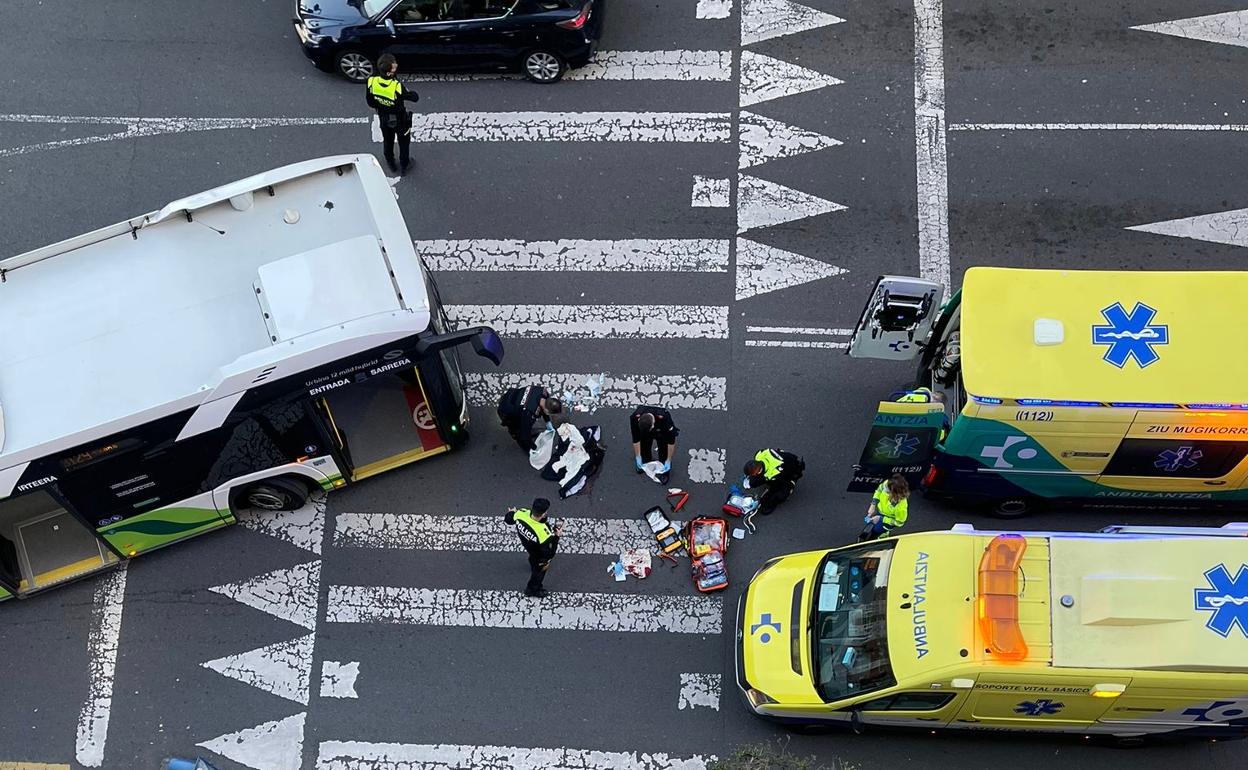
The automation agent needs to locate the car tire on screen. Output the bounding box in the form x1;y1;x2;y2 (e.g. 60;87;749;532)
238;477;311;512
522;50;565;83
336;50;376;82
986;497;1036;519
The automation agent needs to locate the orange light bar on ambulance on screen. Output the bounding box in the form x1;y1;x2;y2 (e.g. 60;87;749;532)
977;534;1028;661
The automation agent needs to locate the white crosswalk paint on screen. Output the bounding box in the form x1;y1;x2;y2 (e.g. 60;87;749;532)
417;238;729;272
1127;208;1248;248
320;661;361;699
746;325;852;335
696;0;731;19
950;122;1248;132
687;449;727;484
746;339;847;349
737;174;845;233
199;713;306;770
915;0;950;288
236;496;326;556
209;561;321;631
466;372;727;411
735;237;846;301
446;304;729;340
402;50;733;81
389;112;730;142
692;176;731;208
739;110;841;169
326;587;723;634
75;566;127;768
678;673;722;711
1131;10;1248;49
739;51;842;107
317;741;713;770
334;513;670;554
201;634;315;706
741;0;844;45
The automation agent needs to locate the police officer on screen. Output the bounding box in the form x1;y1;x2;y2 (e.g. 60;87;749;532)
861;473;910;541
497;385;562;452
505;498;561;598
365;53;419;174
742;448;805;516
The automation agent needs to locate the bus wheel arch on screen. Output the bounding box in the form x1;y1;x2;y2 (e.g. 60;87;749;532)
234;476;312;512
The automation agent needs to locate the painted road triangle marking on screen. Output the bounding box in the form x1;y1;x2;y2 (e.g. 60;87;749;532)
737;174;845;233
741;0;844;45
735;237;846;301
236;496;325;556
198;712;305;770
209;561;320;631
1131;10;1248;49
739;51;842;107
201;633;315;706
1128;207;1248;248
739;110;841;169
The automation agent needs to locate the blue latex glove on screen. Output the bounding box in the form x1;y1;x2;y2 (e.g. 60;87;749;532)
661;461;671;473
634;455;644;470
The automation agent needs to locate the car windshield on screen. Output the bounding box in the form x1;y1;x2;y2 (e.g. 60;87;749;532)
361;0;394;16
811;542;897;703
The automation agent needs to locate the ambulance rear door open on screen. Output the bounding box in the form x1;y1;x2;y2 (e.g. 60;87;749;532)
846;276;946;361
1096;410;1248;494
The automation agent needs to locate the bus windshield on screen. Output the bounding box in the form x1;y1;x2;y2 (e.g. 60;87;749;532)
811;541;897;703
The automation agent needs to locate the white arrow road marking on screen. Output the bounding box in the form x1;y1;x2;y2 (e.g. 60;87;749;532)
951;122;1248;132
692;176;731;208
334;513;677;553
317;741;713;770
737;174;846;233
739;110;841;169
696;0;731;19
1131;10;1248;49
320;661;361;699
236;495;326;556
445;304;729;340
75;566;127;768
687;448;727;484
404;50;732;81
739;51;842;107
465;372;727;411
326;587;723;634
201;634;315;706
678;673;722;710
393;112;730;142
1127;208;1248;248
915;0;950;289
741;0;844;45
417;238;729;272
735;237;847;301
210;561;320;631
199;712;306;770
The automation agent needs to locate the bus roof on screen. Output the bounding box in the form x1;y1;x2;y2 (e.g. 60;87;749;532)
960;267;1248;406
0;155;430;468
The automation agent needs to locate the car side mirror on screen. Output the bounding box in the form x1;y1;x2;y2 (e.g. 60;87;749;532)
384;18;396;35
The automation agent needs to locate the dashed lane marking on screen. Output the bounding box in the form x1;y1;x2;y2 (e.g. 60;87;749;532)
951;122;1248;132
75;566;126;768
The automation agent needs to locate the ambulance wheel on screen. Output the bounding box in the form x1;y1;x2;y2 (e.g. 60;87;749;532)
986;497;1036;519
238;477;311;511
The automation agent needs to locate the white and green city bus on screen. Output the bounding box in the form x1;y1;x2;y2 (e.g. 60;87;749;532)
0;155;503;600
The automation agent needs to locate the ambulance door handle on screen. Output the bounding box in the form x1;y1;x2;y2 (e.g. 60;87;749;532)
1204;480;1227;486
915;717;941;722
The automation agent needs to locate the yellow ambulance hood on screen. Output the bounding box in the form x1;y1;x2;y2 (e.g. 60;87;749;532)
741;551;822;704
885;535;979;681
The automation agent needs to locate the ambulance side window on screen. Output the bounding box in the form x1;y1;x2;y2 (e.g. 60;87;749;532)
859;692;955;711
1103;439;1248;478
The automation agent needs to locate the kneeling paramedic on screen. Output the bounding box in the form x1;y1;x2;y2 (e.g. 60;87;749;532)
743;448;805;516
861;473;909;541
505;498;561;598
365;54;420;174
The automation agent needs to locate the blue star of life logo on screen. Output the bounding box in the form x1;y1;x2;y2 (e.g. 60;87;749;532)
1194;563;1248;638
751;613;781;644
874;433;920;459
1014;699;1065;716
1154;446;1203;472
1091;302;1169;369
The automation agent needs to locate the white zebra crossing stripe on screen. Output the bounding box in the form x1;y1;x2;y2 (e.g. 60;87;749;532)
737;174;846;233
201;634;314;706
745;339;847;349
746;325;852;335
735;237;846;300
445;304;729;340
316;741;713;770
417;238;729;272
326;587;723;634
691;177;731;208
333;513;671;554
209;561;320;631
1131;10;1248;49
741;0;844;45
696;0;731;20
465;372;727;411
739;51;843;107
739;111;841;169
687;449;727;484
402;50;733;81
678;674;722;711
396;112;730;142
1127;207;1248;248
320;662;361;699
199;713;306;770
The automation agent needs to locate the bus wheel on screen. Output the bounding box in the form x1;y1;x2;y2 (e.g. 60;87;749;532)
987;497;1034;519
240;478;310;511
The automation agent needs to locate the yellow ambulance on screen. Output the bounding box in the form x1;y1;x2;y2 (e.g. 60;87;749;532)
845;268;1248;516
735;522;1248;743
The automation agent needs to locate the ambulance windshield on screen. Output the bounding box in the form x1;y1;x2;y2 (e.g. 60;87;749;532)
811;543;897;703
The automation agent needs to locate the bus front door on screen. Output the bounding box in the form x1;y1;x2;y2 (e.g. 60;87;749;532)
0;489;118;596
315;368;450;482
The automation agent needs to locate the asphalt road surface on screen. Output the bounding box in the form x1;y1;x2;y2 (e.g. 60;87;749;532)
2;1;1247;769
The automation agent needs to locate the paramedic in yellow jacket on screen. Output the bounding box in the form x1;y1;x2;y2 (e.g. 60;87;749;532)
864;474;909;540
